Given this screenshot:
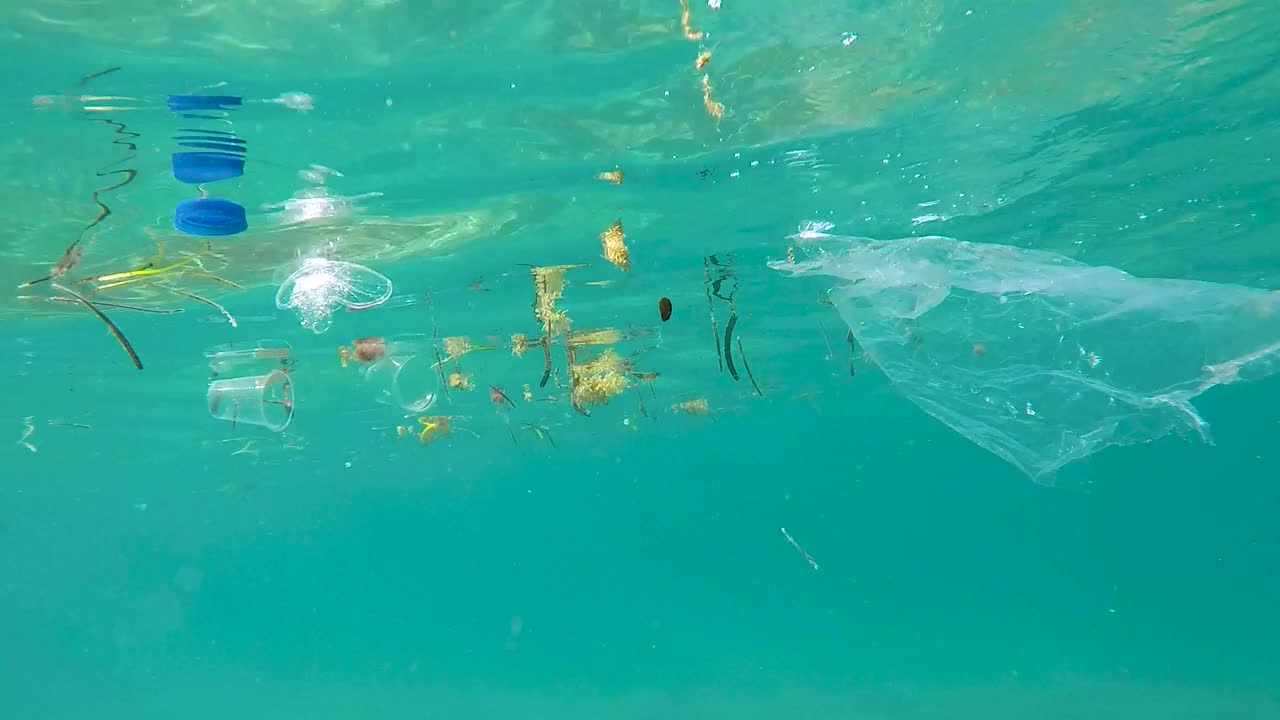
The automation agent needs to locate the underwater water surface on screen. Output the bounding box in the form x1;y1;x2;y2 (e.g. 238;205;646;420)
3;1;1280;718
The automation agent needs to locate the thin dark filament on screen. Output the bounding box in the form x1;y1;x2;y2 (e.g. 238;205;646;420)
30;296;182;314
79;67;122;86
723;312;740;381
52;282;143;370
737;337;763;396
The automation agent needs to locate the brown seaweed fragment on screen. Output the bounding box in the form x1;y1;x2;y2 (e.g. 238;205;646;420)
570;348;630;411
723;312;740;381
448;363;474;391
737;337;763;396
678;0;703;40
52;282;142;370
700;74;724;120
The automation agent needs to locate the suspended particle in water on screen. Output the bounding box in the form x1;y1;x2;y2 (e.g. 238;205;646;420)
268;91;313;112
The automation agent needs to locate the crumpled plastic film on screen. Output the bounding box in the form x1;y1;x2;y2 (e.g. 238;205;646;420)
770;232;1280;483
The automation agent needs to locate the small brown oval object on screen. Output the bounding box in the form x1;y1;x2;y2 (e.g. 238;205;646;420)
658;297;673;322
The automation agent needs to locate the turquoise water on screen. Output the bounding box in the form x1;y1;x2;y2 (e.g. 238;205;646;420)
4;1;1280;718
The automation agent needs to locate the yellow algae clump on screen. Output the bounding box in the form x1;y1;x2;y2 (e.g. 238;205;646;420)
443;336;475;359
600;220;630;272
448;367;474;391
568;327;623;348
529;263;586;327
510;332;531;357
571;349;631;406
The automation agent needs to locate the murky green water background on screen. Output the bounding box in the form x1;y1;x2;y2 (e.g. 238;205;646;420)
3;2;1279;718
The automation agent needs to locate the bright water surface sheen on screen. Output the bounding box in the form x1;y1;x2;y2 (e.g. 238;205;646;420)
3;1;1280;718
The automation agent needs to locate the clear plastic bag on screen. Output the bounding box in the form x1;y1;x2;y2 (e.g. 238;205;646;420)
771;232;1280;483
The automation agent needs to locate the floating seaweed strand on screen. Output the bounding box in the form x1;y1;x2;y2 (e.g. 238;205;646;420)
704;253;739;374
702;253;763;395
52;282;142;370
702;257;723;372
737;336;763;397
723;311;741;381
16;68;148;370
21;67;139;289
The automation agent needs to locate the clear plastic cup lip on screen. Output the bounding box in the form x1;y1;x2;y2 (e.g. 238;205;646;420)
205;339;293;376
207;368;294;431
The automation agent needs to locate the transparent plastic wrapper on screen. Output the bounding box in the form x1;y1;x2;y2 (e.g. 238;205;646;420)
771;232;1280;483
275;257;393;334
207;369;294;431
356;335;440;412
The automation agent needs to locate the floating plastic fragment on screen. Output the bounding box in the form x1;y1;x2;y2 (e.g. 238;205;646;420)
262;187;382;224
297;163;343;185
171;151;245;184
274;257;393;334
771;232;1280;483
207;369;294;431
167;94;243;112
173;197;248;236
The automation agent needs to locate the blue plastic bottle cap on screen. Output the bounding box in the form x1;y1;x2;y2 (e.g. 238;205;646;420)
173;197;248;237
171;151;245;184
166;95;244;112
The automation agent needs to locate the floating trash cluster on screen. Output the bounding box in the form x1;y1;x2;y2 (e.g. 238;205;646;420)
21;36;1280;494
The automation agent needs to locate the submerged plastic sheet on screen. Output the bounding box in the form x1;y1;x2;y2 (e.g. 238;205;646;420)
275;258;393;334
771;232;1280;483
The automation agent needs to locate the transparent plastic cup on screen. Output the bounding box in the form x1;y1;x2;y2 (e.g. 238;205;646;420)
363;354;439;412
205;339;292;377
207;369;294;431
